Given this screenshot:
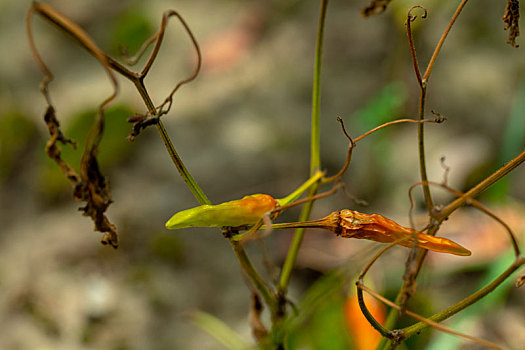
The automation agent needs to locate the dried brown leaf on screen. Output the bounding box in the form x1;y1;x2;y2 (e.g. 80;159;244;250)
78;118;119;248
516;274;525;287
361;0;392;17
43;106;81;185
503;0;520;47
29;3;120;248
43;107;119;248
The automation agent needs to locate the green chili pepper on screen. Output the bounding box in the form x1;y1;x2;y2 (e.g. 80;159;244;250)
165;171;324;229
165;194;278;229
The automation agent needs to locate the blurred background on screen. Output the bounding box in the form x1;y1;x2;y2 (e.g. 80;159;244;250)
1;0;524;349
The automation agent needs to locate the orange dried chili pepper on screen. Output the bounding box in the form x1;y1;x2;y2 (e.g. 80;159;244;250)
284;210;471;256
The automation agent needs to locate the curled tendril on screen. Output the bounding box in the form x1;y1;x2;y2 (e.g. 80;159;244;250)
126;10;202;140
406;5;428;88
431;110;447;123
407;5;428;23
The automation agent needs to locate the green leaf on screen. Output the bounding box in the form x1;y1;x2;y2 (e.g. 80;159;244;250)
0;111;38;182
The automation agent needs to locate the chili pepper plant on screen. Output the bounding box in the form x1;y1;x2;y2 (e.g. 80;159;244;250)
26;1;525;349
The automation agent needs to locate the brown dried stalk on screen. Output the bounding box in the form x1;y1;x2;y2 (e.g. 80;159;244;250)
27;2;119;248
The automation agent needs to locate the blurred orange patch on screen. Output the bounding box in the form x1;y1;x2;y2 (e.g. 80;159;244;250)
344;293;385;350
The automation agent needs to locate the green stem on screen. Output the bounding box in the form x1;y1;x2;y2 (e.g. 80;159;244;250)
376;293;405;349
276;170;324;207
278;187;319;289
310;0;327;175
156;120;210;205
279;0;328;291
134;79;210;205
231;241;277;316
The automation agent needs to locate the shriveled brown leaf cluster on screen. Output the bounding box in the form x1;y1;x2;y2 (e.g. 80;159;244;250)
361;0;392;17
44;107;118;248
503;0;520;47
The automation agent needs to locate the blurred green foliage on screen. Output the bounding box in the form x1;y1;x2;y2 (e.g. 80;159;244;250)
486;79;525;201
110;9;152;58
351;82;408;197
149;233;185;266
0;112;38;183
353;82;407;133
428;253;516;350
285;270;351;349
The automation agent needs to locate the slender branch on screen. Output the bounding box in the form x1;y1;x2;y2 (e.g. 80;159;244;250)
274;180;340;215
356;280;394;338
404;6;433;213
416;89;434;212
133;79;210;205
277;170;325;206
360;284;502;350
27;2;119;108
402;256;525;338
405;0;469;214
278;187;318;290
379;2;474;346
408;180;521;257
406;6;427;89
309;0;327;176
437;148;525;221
323;117;444;183
230;240;277;317
321;117;354;183
279;0;329;292
422;0;469;82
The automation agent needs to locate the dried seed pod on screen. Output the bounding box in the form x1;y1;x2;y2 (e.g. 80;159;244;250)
316;210;471;256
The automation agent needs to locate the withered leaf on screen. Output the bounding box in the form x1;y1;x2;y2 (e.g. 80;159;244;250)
44;106;81;185
503;0;520;47
29;2;120;248
43;106;119;248
78;112;119;248
361;0;392;17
